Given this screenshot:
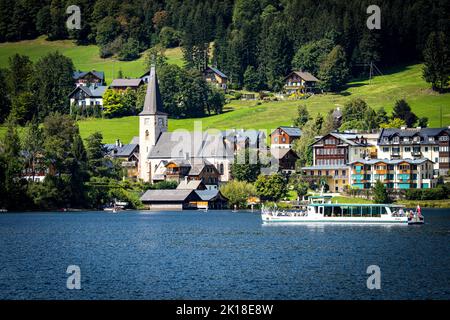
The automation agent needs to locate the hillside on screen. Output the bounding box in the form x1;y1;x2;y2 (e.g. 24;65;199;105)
76;64;450;143
0;37;184;84
0;38;449;144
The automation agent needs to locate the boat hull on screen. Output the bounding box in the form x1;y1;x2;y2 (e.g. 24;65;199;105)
261;214;408;224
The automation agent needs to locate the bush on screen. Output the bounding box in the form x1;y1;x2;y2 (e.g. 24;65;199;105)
405;186;449;200
220;180;257;209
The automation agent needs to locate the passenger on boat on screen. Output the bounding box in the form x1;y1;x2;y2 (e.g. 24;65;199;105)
399;208;404;217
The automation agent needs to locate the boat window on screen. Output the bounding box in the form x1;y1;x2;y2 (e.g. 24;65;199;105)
342;206;351;217
361;206;371;217
324;206;332;217
334;206;342;216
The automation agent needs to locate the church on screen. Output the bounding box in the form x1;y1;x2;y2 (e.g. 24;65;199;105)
138;65;266;188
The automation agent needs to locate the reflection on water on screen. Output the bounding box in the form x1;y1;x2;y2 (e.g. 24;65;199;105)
0;209;449;300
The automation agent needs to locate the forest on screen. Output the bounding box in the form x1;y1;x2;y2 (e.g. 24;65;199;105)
1;0;448;91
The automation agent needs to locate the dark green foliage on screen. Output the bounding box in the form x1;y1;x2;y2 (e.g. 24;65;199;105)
255;173;287;201
231;149;261;182
405;185;449;201
423;32;450;92
392;99;418;127
0;69;11;123
340;98;379;131
292;38;334;75
318;45;349;92
373;180;391;204
243;65;263;92
118;38;140;61
32;52;75;119
293;105;310;128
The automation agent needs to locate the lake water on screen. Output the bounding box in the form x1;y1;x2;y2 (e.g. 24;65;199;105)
0;209;449;300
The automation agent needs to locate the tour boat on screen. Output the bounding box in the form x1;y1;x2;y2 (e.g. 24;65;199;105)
261;198;424;225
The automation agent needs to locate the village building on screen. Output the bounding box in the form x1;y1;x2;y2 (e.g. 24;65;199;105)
73;70;105;87
105;138;140;180
269;148;299;175
377;127;450;176
284;71;319;94
349;159;437;190
140;189;202;210
202;66;228;90
137;65;265;186
68;85;108;109
270;126;302;149
195;190;228;209
301;132;377;192
109;78;144;91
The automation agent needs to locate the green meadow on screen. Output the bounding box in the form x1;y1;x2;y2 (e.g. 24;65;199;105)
0;36;184;84
0;38;449;143
77;64;450;143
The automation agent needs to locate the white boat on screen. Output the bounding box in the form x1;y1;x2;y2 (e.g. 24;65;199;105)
261;198;423;225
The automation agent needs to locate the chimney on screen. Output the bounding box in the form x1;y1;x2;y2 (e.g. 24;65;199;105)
416;126;421;130
116;139;120;147
400;126;407;130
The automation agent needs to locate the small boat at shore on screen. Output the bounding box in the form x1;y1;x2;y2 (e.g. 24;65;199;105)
103;200;128;213
261;197;424;225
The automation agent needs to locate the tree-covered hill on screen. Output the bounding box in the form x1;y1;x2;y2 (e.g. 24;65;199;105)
1;0;448;91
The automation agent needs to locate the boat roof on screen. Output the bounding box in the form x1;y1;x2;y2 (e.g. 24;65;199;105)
309;203;405;207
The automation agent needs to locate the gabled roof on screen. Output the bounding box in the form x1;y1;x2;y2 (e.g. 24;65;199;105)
286;71;319;82
110;78;143;88
270;148;299;160
378;127;450;143
313;132;370;147
271;126;302;137
195;190;228;201
68;85;108;98
206;66;228;78
140;65;166;116
73;71;105;81
148;132;233;159
105;143;138;158
188;159;217;176
140;189;200;202
176;180;206;190
349;158;433;165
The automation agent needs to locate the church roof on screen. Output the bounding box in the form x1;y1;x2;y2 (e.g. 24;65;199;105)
140;65;167;116
148;132;233;159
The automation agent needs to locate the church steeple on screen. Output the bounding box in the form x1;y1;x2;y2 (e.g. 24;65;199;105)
138;64;168;182
140;65;166;115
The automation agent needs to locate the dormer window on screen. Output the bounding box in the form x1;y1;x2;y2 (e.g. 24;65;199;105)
392;136;399;143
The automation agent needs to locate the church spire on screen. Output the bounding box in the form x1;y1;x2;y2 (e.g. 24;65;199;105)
140;64;165;115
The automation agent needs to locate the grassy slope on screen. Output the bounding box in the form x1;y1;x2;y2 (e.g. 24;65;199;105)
0;38;449;143
0;36;184;84
77;64;450;143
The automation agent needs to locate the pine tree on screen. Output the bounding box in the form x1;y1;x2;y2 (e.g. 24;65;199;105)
392;99;417;127
318;45;349;92
373;180;390;204
423;32;450;92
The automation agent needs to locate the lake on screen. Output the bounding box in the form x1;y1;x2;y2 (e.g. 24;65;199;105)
0;209;449;300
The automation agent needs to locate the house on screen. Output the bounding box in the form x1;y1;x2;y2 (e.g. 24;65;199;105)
377;127;450;176
284;71;319;94
68;85;108;109
203;66;228;90
349;159;437;190
194;190;228;209
270;126;302;149
73;70;105;87
138;65;266;185
163;159;221;189
105;138;140;180
109;78;144;91
140;189;202;210
269;148;299;175
301;132;378;192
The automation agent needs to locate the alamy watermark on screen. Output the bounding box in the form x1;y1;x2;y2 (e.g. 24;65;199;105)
66;5;81;30
66;265;81;290
366;265;381;290
367;5;381;30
